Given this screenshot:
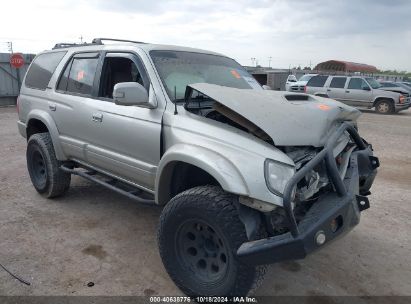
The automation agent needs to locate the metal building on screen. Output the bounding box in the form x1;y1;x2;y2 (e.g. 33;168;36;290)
0;53;34;106
314;60;378;73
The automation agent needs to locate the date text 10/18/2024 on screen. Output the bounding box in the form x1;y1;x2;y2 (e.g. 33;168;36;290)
150;296;258;303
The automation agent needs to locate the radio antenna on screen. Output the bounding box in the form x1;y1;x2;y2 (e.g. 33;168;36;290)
174;86;178;115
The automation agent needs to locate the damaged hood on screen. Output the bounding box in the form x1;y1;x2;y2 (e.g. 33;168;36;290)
189;83;361;147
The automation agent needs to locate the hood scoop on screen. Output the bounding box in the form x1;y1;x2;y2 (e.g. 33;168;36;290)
188;83;361;147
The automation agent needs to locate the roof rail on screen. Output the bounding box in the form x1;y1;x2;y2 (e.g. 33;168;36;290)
52;38;146;50
91;38;146;44
52;42;97;50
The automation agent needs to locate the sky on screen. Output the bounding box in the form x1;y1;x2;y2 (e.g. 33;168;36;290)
0;0;410;71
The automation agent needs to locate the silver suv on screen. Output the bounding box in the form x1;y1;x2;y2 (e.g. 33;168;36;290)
305;75;411;114
17;38;379;297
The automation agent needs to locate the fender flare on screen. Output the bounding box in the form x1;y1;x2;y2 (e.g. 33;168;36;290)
27;110;67;160
373;97;395;107
155;144;249;204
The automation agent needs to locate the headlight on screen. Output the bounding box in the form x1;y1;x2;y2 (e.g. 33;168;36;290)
399;95;405;104
264;159;295;196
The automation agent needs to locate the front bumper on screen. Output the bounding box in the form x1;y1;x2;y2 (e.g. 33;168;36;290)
395;100;411;112
237;123;379;265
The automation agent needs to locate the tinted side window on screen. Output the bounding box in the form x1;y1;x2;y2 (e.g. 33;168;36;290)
307;75;328;87
348;78;368;90
98;56;147;99
25;52;66;90
58;56;99;95
329;77;347;88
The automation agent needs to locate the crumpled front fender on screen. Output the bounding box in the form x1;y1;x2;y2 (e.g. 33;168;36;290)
155;143;249;205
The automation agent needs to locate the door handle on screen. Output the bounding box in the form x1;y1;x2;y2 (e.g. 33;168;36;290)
327;89;331;92
345;90;350;93
92;113;103;122
48;103;56;111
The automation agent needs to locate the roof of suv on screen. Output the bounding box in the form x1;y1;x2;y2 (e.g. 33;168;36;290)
47;39;225;57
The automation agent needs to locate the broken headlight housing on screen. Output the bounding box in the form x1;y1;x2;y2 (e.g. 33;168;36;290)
264;159;295;197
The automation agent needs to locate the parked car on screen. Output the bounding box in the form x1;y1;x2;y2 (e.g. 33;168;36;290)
400;81;411;89
17;38;378;296
305;75;411;114
285;74;297;91
287;73;317;92
379;81;411;96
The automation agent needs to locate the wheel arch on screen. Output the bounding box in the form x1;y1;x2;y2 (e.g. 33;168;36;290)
373;97;395;108
26;110;67;160
155;144;249;205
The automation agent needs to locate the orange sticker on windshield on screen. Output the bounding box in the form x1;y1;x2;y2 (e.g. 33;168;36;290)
77;70;85;81
230;70;241;79
317;104;331;111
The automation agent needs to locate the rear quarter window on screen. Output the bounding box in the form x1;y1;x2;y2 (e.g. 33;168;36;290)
307;75;328;87
24;52;66;90
329;77;347;88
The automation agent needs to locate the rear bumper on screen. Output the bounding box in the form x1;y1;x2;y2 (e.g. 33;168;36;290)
237;123;379;265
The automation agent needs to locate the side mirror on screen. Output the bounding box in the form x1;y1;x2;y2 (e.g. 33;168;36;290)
262;85;271;90
113;82;153;107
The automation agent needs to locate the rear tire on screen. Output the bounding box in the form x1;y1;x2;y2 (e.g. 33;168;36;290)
375;99;394;114
26;132;71;198
158;185;266;297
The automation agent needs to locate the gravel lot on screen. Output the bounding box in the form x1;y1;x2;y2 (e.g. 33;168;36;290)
0;106;410;296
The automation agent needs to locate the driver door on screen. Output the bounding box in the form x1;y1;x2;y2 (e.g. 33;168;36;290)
344;78;372;107
83;52;163;191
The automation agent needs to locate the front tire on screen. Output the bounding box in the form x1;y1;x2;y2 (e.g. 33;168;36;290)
375;99;394;114
158;186;266;297
26;132;71;198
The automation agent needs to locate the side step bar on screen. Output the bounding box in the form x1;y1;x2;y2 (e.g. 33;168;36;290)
60;165;156;205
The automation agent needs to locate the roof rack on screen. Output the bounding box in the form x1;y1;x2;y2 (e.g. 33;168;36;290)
52;38;146;50
52;42;96;50
91;38;146;44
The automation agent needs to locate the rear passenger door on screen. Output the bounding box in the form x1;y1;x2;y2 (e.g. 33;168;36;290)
326;77;347;100
344;78;372;107
52;52;101;160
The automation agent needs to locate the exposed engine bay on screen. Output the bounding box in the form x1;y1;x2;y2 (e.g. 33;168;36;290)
184;91;358;236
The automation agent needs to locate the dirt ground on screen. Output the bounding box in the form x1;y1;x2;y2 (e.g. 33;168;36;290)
0;106;410;296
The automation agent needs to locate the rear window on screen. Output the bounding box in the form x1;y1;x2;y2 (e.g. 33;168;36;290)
57;53;99;96
329;77;347;88
307;75;328;87
25;52;66;90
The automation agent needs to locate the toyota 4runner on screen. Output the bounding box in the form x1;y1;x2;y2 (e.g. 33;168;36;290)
17;38;379;297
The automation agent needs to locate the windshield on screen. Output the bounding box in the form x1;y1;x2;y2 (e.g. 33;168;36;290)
366;78;381;89
150;50;262;101
299;74;314;82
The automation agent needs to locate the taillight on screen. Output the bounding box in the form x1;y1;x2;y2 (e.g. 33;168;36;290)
16;96;20;114
304;85;307;93
399;95;405;104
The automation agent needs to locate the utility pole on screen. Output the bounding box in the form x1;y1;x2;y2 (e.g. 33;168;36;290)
6;41;20;93
268;56;272;68
7;41;13;53
251;57;256;67
79;35;84;44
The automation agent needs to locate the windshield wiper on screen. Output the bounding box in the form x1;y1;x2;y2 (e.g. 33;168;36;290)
173;95;213;104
